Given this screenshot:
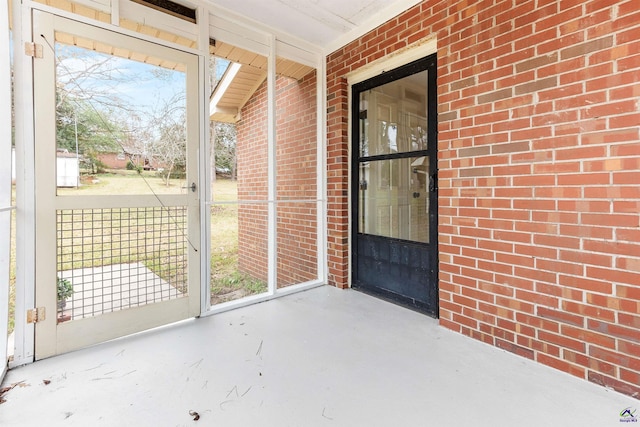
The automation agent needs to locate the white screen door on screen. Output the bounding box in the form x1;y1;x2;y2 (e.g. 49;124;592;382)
33;10;201;358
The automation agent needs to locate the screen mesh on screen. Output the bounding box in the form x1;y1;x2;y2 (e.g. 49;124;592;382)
56;207;187;321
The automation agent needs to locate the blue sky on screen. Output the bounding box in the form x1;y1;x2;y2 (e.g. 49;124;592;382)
56;43;186;119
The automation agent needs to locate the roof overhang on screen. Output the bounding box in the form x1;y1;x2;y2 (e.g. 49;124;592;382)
208;40;315;123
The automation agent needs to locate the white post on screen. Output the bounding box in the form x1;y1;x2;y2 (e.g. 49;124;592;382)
10;0;37;367
267;35;277;294
74;110;79;187
198;6;211;314
0;0;14;380
317;55;328;285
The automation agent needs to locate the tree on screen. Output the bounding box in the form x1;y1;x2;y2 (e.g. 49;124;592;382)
54;43;170;174
212;122;237;180
150;118;186;186
147;94;187;186
56;91;122;173
54;44;140;173
209;56;238;182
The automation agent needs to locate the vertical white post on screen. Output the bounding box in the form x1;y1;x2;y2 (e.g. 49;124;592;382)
316;55;328;284
110;0;120;26
198;6;210;314
10;0;37;367
267;35;277;294
0;0;13;379
74;111;79;188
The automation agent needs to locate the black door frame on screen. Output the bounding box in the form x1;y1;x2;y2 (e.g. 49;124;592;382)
351;54;438;316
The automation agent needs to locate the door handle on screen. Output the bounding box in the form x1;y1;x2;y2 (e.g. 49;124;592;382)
429;173;437;192
190;182;197;192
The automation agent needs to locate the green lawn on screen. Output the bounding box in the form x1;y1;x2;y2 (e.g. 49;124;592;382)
57;170;187;196
210;178;267;304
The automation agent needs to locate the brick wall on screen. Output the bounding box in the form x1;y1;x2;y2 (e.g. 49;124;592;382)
237;71;319;286
237;79;269;282
327;0;640;398
275;71;319;287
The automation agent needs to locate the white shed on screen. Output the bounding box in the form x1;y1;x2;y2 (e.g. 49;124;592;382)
56;152;79;188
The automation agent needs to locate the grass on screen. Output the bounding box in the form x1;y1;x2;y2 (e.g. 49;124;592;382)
57;169;187;196
209;178;267;304
7;173;266;334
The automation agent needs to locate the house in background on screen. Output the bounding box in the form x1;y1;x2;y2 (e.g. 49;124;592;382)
1;0;639;402
96;150;155;170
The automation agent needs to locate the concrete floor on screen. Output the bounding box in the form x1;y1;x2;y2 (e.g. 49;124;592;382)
0;286;637;426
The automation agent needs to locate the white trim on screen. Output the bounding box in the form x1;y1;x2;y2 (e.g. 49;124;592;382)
72;0;110;14
324;0;422;55
276;39;318;69
209;11;270;57
198;6;211;315
27;1;203;56
208;3;322;57
110;0;119;27
209;62;241;114
0;0;12;380
346;36;438;86
201;281;325;317
317;57;328;284
324;0;423;55
10;0;36;367
267;34;277;295
347;82;353;289
119;0;198;42
207;199;325;206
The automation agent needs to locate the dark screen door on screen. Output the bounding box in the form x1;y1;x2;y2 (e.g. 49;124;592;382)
351;54;438;316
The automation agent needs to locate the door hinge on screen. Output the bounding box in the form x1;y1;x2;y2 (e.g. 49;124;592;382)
27;307;46;324
24;42;43;58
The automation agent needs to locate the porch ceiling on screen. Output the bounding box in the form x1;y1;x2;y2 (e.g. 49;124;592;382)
206;1;424;123
206;0;422;51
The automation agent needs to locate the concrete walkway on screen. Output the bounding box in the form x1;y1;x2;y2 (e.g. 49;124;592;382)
1;286;637;426
59;262;183;320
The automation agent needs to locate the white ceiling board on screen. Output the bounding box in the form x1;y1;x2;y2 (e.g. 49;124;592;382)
206;0;422;52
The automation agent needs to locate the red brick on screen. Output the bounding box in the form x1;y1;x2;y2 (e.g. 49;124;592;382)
539;330;586;353
562;300;616;322
561;325;615;350
588;371;640;398
496;339;535;360
589;346;640;371
538;306;584;327
589;319;640;343
537;353;586;378
326;0;640;400
559;275;611;294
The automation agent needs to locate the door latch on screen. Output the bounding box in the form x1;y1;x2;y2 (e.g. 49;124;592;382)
429;172;437;192
190;182;197;192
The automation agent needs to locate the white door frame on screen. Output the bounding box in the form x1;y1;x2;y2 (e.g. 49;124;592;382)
0;0;13;380
10;0;38;368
